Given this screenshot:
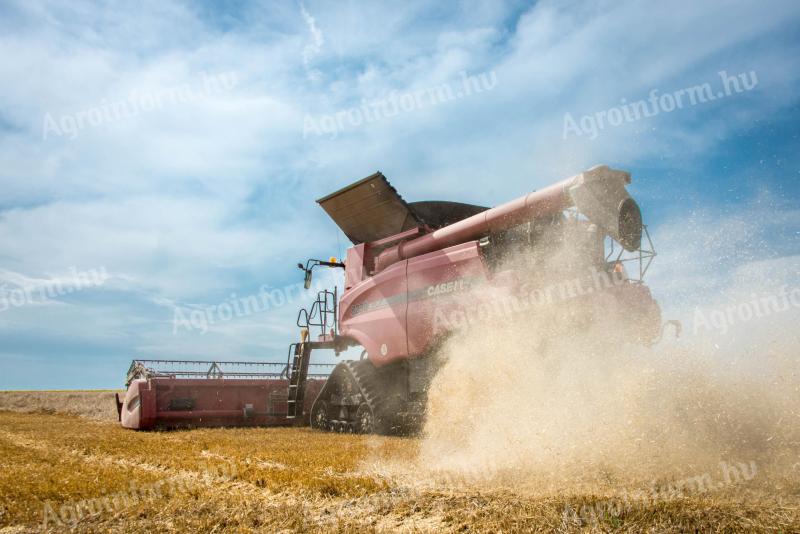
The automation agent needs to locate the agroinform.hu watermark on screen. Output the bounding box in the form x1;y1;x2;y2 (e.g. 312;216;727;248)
42;71;237;141
0;266;108;312
303;70;497;139
172;271;336;335
692;285;800;334
563;70;758;140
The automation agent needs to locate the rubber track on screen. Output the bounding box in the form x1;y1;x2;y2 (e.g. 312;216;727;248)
311;359;395;434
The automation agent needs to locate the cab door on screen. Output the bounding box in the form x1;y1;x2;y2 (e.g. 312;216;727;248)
338;259;408;366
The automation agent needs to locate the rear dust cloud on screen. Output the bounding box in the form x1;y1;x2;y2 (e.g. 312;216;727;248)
415;222;799;492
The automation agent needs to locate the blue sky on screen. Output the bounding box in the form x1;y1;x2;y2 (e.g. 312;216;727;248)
0;0;798;389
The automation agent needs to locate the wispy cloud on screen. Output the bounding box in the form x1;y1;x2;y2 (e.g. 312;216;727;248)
299;2;324;82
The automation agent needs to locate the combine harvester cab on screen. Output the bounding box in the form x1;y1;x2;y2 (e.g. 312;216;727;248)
115;359;331;430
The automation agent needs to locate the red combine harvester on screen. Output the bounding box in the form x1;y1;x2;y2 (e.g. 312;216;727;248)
118;165;670;433
289;165;666;434
115;359;331;430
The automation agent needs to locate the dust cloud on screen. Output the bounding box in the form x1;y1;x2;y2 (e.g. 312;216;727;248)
413;219;800;492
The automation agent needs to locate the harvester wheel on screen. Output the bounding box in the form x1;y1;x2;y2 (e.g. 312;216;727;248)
355;403;375;434
310;401;329;431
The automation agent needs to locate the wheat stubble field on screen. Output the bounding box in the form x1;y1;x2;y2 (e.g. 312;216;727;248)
0;391;798;533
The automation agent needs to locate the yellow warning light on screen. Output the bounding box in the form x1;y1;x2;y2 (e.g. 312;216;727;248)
329;257;338;264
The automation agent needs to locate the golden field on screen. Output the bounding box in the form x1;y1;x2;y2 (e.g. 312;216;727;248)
0;390;121;421
0;391;798;533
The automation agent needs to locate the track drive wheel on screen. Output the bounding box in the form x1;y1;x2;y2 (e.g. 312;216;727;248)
310;400;329;431
355;402;375;434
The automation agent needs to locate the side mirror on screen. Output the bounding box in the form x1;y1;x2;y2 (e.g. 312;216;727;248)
303;269;312;290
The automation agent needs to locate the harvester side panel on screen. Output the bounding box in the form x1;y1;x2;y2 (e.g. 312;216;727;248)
405;241;488;355
338;259;409;366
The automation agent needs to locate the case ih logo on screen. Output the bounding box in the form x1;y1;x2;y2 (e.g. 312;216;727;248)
426;278;471;297
350;276;481;317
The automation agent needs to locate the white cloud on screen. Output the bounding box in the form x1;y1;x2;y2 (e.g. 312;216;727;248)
299;2;324;82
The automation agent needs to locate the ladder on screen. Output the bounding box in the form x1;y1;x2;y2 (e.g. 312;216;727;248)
286;332;312;420
286;287;339;421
